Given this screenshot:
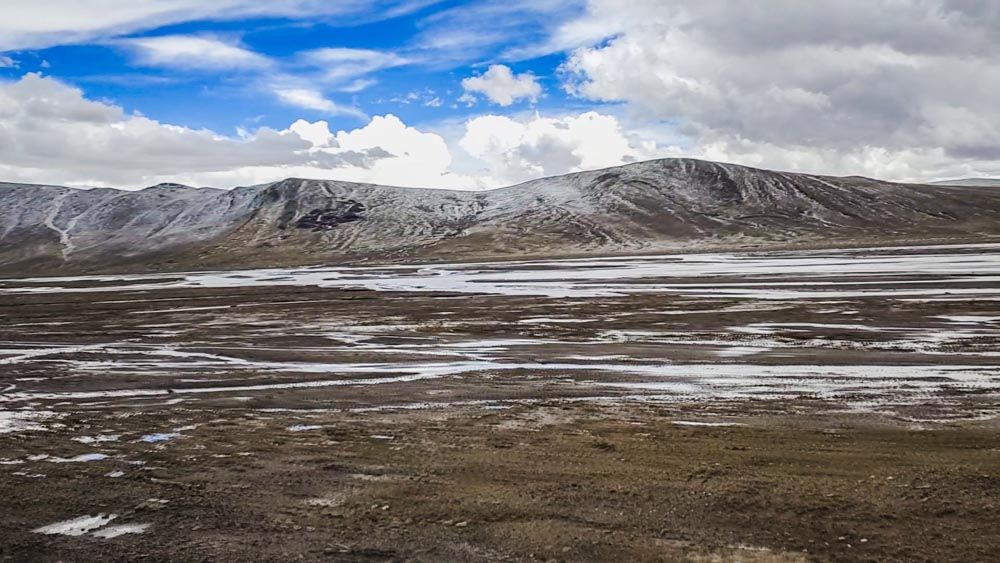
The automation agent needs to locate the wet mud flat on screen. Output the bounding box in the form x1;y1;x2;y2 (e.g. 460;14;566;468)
1;244;999;561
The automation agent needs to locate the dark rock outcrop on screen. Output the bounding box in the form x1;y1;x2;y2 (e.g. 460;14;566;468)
295;201;367;231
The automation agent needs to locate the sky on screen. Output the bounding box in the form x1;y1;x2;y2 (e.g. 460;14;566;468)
1;0;999;190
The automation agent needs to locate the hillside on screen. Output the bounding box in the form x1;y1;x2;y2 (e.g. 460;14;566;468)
2;158;1000;275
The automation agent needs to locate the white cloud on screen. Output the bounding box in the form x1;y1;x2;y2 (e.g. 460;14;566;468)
300;48;411;82
0;56;17;68
113;35;378;120
112;33;403;118
121;34;270;70
412;1;586;65
461;65;542;106
0;73;676;191
556;0;1000;180
169;115;478;189
387;89;441;107
339;78;378;93
0;74;377;187
0;73;475;189
0;1;437;51
272;87;368;120
290;48;410;100
12;70;988;197
458;111;662;185
330;115;473;188
656;138;1000;185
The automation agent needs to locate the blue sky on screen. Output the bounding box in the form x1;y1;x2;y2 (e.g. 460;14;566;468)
4;1;584;132
2;1;999;189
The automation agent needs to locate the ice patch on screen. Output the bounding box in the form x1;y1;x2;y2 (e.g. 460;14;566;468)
560;355;629;361
0;342;114;365
672;421;744;427
517;317;594;324
306;496;345;508
936;315;1000;324
130;305;232;315
92;523;150;538
287;424;322;432
593;364;1000;399
50;453;108;463
73;434;120;444
6;359;1000;406
0;410;55;434
140;433;179;443
5;243;1000;300
733;322;894;333
715;347;770;358
33;514;117;536
32;513;149;539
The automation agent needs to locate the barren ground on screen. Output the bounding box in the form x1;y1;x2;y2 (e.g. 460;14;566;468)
1;245;998;562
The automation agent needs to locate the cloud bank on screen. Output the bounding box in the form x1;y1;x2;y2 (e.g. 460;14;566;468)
558;0;1000;181
0;74;660;190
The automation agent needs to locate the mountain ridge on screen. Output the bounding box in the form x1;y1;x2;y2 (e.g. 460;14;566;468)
931;178;1000;187
5;157;919;195
2;158;999;276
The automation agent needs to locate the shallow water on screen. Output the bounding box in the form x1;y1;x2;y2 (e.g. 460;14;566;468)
5;243;1000;299
1;243;998;424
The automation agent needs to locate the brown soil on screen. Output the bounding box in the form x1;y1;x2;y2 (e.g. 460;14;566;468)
1;252;999;562
2;404;999;562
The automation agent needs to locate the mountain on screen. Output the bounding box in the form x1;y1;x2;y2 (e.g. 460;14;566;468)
931;178;1000;187
2;158;1000;276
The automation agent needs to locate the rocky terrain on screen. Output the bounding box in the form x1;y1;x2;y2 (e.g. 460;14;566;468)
2;158;1000;276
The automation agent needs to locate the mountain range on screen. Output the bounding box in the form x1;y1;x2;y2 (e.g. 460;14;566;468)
2;158;999;276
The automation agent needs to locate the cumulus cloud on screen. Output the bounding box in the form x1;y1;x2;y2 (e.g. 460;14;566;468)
181;114;475;190
0;73;674;191
658;138;1000;186
327;115;470;187
459;111;662;185
461;65;542;106
556;0;1000;181
0;73;474;189
0;56;17;68
121;35;271;70
0;74;321;186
